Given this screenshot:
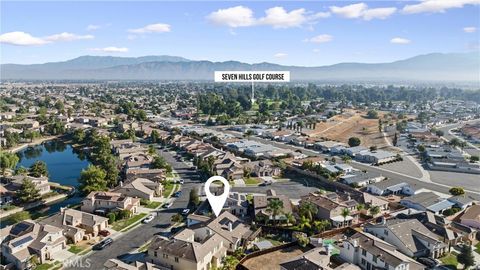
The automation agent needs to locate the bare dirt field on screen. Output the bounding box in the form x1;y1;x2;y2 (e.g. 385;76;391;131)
241;245;308;270
310;110;393;149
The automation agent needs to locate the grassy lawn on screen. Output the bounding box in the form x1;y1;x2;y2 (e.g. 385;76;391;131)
163;181;176;198
144;201;162;209
244;177;261;185
439;253;458;269
258;234;287;247
35;262;61;270
475;242;480;254
68;245;85;254
112;213;148;231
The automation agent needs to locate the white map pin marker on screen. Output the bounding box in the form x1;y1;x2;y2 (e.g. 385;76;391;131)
205;176;230;217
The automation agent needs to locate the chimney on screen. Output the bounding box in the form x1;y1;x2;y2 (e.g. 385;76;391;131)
228;222;233;232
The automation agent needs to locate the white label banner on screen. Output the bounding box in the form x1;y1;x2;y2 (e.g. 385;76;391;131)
214;71;290;82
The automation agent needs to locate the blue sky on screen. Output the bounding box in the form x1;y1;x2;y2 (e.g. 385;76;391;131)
1;1;479;65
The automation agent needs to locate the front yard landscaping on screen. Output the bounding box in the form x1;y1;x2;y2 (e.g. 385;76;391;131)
68;245;85;254
439;253;458;269
112;213;147;231
244;177;262;185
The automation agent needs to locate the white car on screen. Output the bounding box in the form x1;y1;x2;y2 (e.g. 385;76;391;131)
179;179;184;184
182;209;190;215
143;214;155;223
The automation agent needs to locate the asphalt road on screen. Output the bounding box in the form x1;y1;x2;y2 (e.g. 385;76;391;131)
438;121;480;157
66;149;201;270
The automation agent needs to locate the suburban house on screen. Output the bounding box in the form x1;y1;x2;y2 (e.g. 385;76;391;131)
148;229;227;270
356;150;398;164
340;171;384;187
125;168;165;182
123;153;153;171
253;189;293;224
243;160;281;177
460;205;480;229
301;192;359;228
223;192;249;218
281;246;360;270
361;192;389;213
38;208;108;243
314;141;347;153
366;180;417;196
81;191;140;215
104;259;162;270
364;218;448;259
115;177;162;200
400;192;455;215
340;231;425;270
397;211;477;246
1;175;51;195
0;221;67;270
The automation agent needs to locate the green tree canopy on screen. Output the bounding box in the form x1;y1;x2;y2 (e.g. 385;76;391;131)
17;178;41;203
79;165;108;194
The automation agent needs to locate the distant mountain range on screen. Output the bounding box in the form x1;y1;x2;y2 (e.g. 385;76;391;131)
1;52;479;82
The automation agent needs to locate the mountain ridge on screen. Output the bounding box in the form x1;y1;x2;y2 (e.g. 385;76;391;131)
1;52;479;82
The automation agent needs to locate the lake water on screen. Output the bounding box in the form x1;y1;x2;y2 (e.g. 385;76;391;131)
17;140;90;187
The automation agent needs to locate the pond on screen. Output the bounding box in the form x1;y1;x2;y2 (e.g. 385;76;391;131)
17;140;89;187
10;140;91;221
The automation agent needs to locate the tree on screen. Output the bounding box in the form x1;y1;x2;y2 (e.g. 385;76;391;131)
148;145;156;155
78;165;108;194
0;151;19;175
348;137;361;147
189;188;200;206
470;155;479;162
266;198;284;226
341;155;352;164
29;160;48;177
298;216;312;231
313;220;330;234
107;212;116;224
369;206;381;217
367;110;379;119
14;166;28;176
449;187;465;196
17;178;41;203
8;211;31;223
299;201;318;221
150;130;160;143
417;144;426;153
171;213;183;223
449;138;462;148
285;212;296;225
435;130;444;137
341;208;351;227
221;255;239;270
457;245;475;269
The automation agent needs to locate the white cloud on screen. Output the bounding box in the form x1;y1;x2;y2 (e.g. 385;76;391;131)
128;23;171;34
304;34;333;43
362;7;397;20
464;26;477;33
87;24;101;31
330;3;396;20
90;46;129;53
0;31;48;46
44;32;94;42
0;31;93;46
274;52;288;58
403;0;480;14
206;6;255;27
207;6;329;29
258;7;307;28
390;37;411;44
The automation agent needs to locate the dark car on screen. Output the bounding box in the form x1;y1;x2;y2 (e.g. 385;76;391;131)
173;191;182;197
93;238;113;250
417;257;438;268
98;230;110;237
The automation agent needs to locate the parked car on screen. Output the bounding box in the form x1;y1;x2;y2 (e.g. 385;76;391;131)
418;257;438;268
93;238;113;250
182;208;190;215
173;191;182;197
143;214;155;223
179;179;184;184
260;181;272;186
163;202;173;208
98;230;110;237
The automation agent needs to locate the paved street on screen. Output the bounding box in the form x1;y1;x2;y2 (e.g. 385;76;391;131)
438;121;480;157
66;149;201;270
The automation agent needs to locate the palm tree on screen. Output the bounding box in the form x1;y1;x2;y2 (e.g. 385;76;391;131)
341;208;351;227
222;255;239;270
356;204;365;212
298;216;311;231
313;220;330;234
299;201;318;221
266;198;284;226
285;212;296;226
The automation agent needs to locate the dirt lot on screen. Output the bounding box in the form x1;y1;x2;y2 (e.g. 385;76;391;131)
241;245;309;270
310;110;394;149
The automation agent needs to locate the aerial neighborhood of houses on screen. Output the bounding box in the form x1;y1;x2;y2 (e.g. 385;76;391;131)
0;83;480;270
